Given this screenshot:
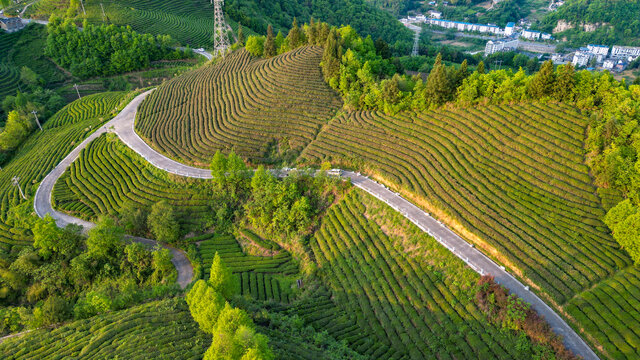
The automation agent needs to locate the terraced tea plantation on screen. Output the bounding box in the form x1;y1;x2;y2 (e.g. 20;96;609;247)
301;103;639;358
567;266;640;359
82;0;246;48
307;189;547;359
0;31;23;99
303;103;628;303
0;92;131;258
52;134;215;230
0;298;210;359
195;233;298;303
135;47;342;166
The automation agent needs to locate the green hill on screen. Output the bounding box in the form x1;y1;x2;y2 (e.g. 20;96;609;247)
0;298;210;359
0;91;132;258
301;102;639;358
135;46;342;166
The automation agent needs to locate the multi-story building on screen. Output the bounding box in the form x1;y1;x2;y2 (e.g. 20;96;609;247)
572;49;593;67
611;46;640;61
504;22;515;36
485;38;519;56
522;30;541;40
426;19;502;34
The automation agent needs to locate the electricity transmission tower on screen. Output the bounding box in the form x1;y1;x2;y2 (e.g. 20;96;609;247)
213;0;230;58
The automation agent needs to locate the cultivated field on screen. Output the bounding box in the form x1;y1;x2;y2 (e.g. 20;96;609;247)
135;46;342;166
195;233;298;303
306;189;548;359
0;92;130;258
302;103;629;303
0;298;209;359
301;102;638;358
52;134;214;230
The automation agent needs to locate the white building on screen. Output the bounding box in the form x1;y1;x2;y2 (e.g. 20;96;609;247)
587;44;609;56
541;33;552;40
602;59;615;70
572;50;593;67
504;22;515;36
611;46;640;61
485;38;519;56
427;10;442;19
427;19;502;35
522;30;541;40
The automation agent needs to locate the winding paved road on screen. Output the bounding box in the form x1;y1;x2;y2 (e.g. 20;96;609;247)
33;91;598;359
33;90;193;289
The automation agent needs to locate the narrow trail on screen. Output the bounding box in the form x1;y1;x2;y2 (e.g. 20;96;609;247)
33;91;599;360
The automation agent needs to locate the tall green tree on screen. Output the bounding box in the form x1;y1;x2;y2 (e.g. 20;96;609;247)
527;60;556;99
86;216;124;261
185;280;226;333
264;25;276;58
237;25;245;45
147;201;180;243
554;63;576;102
209;252;237;298
321;29;341;83
424;54;452;107
286;17;301;50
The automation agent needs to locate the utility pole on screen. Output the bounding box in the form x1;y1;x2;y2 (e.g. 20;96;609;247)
74;84;82;100
494;59;503;70
213;0;231;58
79;0;86;15
31;110;42;131
12;177;26;200
100;3;106;23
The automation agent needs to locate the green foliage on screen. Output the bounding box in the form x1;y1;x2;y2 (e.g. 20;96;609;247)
205;304;274;360
147;200;180;243
527;60;556;99
118;200;149;236
45;16;188;78
0;111;33;152
245;35;264;56
185;279;226;333
245;167;327;238
209;252;237;299
537;0;640;46
86;216;124;261
32;215;80;259
225;0;412;49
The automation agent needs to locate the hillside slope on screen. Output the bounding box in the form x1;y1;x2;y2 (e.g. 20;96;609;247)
301;103;638;358
0;92;131;258
135;47;342;166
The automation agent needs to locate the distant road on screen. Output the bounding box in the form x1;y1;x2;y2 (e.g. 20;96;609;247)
33;90;598;360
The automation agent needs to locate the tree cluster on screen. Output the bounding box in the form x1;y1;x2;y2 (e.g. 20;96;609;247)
225;0;413;50
45;16;190;79
0;85;65;165
476;275;578;360
186;255;273;360
537;0;640;47
0;214;176;335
